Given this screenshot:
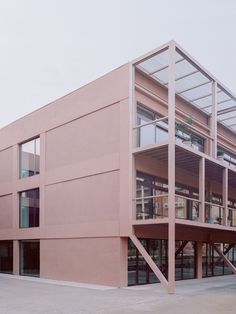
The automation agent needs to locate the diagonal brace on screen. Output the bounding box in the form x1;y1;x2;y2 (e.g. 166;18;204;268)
130;235;169;290
213;244;236;274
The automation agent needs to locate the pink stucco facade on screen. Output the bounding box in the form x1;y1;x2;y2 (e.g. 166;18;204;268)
0;41;236;292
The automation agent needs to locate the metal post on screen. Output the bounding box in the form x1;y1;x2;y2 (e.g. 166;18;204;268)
223;168;228;225
199;157;205;222
167;41;176;294
210;81;217;158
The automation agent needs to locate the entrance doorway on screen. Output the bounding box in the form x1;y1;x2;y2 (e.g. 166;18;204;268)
20;240;40;277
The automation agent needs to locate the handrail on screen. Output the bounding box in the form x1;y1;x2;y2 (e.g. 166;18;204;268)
175;194;200;203
205;201;224;209
175;117;214;141
228;206;236;211
134;194;168;201
133;116;168;130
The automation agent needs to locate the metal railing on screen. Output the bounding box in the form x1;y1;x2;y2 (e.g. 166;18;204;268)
228;207;236;227
134;194;200;221
134;117;168;147
175;195;200;221
134;194;168;220
205;202;224;225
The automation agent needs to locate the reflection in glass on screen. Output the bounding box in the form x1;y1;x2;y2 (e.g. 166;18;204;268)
20;138;40;178
20;189;39;228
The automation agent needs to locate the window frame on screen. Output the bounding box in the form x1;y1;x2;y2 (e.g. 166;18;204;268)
19;136;40;179
19;188;40;229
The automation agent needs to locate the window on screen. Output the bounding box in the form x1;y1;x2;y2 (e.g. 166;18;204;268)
217;146;236;167
20;137;40;178
175;128;205;152
137;105;168;147
20;189;39;228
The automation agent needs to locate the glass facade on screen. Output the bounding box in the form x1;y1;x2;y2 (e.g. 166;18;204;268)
128;239;196;285
128;239;167;285
217;146;236;168
20;189;39;228
0;241;13;274
136;104;204;152
128;240;236;286
136;171;199;221
137;105;168;147
202;243;236;277
20;137;40;178
20;240;40;277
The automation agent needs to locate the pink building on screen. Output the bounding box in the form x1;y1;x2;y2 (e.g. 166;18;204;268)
0;41;236;293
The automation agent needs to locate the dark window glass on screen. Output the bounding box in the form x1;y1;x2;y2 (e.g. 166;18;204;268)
217;146;236;167
0;241;13;274
20;138;40;178
20;240;40;277
20;189;39;228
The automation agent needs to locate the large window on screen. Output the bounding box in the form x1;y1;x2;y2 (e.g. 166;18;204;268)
20;240;40;277
136;171;199;221
137;105;168;147
20;189;39;228
20;137;40;178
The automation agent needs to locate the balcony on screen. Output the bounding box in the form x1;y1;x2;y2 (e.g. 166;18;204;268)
134;194;200;222
134;109;205;153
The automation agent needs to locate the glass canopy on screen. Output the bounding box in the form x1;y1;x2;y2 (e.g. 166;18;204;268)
136;46;236;134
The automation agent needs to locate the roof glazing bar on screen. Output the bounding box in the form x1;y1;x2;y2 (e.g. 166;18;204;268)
149;57;184;76
190;93;212;102
219;115;236;122
178;80;211;95
163;69;198;86
217;106;236;116
217;98;232;105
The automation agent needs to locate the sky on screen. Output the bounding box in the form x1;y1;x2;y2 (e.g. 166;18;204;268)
0;0;235;128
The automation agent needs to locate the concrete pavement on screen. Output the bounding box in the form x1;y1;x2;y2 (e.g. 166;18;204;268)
0;274;235;314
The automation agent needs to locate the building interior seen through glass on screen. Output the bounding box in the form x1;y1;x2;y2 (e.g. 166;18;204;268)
136;105;204;152
128;240;236;286
0;241;13;274
20;189;39;228
20;137;40;178
20;240;40;277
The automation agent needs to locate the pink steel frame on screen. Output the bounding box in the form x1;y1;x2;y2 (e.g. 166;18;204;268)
128;40;236;293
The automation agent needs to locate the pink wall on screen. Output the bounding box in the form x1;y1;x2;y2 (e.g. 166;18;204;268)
0;194;13;229
0;63;130;286
44;171;119;226
40;237;127;286
0;147;13;184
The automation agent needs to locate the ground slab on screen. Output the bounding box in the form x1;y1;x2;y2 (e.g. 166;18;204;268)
0;274;235;314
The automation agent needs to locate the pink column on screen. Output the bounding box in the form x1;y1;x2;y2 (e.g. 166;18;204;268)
196;242;203;279
167;42;176;294
13;240;19;275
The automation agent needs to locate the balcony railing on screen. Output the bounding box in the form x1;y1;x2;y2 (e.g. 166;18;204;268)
134;194;236;228
134;194;169;220
175;195;200;221
134;117;205;153
205;202;224;225
134;116;168;147
228;208;236;227
134;194;200;221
